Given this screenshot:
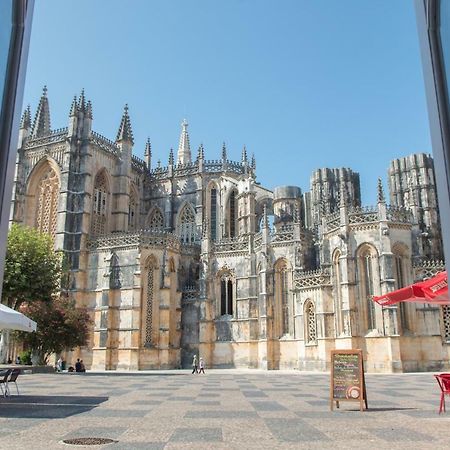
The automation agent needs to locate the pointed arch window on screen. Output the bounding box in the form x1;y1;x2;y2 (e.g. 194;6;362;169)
144;257;157;347
91;171;110;236
178;203;196;244
35;165;60;241
333;251;344;334
275;259;291;336
357;246;378;331
147;208;164;231
128;187;138;231
227;190;238;238
210;188;218;241
220;274;233;316
305;300;317;343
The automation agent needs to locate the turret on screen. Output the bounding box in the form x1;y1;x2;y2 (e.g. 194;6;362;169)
18;105;31;148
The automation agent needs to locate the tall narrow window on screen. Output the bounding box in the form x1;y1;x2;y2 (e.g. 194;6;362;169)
357;246;378;332
333;252;343;334
305;301;317;343
91;171;109;236
275;259;291;336
147;208;164;231
210;188;217;241
394;253;408;330
281;268;289;335
178;203;196;244
144;258;157;346
363;254;376;330
220;275;233;316
35;166;60;241
227;190;237;238
128;187;138;231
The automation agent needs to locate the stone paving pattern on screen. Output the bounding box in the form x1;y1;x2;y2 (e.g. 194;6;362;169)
0;370;449;449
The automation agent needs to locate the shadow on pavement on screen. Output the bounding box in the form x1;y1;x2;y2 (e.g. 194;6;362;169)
0;395;109;419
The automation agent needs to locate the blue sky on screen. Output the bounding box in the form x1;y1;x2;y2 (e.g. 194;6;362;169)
23;0;431;203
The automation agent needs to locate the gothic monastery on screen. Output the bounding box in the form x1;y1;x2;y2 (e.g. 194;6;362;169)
10;88;450;372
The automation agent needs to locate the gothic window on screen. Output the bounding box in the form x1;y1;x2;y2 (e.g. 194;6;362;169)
226;190;238;238
220;274;233;316
210;187;218;241
147;208;164;231
109;253;121;289
275;259;291;336
305;300;317;343
178;203;196;244
34;165;60;241
357;245;379;331
144;256;157;347
393;246;409;331
91;170;110;236
128;186;138;231
442;306;450;342
333;251;344;335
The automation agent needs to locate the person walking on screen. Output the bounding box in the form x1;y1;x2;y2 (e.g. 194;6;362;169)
192;354;198;374
198;357;205;374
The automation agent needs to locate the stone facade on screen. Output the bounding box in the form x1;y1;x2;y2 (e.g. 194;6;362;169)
11;88;450;372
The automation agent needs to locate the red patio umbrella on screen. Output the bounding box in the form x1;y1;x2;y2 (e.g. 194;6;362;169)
373;271;449;306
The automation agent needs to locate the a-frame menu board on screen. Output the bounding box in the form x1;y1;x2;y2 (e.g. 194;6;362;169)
330;349;368;411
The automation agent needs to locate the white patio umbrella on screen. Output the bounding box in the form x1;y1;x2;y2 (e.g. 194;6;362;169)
0;304;37;332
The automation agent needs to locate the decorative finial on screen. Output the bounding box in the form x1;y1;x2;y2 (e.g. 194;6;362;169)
169;148;174;166
78;88;86;111
251;153;256;170
42;85;48;96
144;138;151;156
377;178;385;203
177;118;191;164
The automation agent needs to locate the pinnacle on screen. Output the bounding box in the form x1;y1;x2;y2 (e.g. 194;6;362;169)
31;86;51;137
69;96;78;117
222;142;227;160
242;145;248;163
377;177;385;203
169;148;174;166
177;119;191;164
20;105;31;129
144;138;151;156
116;104;134;144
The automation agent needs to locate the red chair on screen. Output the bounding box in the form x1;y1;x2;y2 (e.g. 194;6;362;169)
434;373;450;414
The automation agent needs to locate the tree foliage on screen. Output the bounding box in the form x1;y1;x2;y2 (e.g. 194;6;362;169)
16;296;90;365
2;224;62;309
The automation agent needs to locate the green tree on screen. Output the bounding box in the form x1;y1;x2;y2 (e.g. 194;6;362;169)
2;224;62;309
16;296;90;365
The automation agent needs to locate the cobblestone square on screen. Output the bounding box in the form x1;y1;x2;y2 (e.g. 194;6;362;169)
0;370;448;449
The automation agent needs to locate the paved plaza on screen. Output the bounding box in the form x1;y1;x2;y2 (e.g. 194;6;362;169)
0;369;448;449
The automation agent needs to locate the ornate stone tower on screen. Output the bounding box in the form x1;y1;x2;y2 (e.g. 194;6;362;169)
388;153;443;259
309;167;361;228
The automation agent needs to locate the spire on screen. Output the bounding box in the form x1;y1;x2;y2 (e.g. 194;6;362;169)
116;104;134;144
169;148;174;166
20;105;31;129
69;96;78;117
31;85;51;137
177;119;191;164
222;142;227;161
377;178;385;203
144;138;152;167
241;145;248;164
